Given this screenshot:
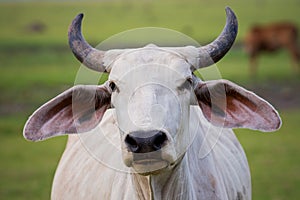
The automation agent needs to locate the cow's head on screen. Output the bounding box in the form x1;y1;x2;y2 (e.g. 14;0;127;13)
23;8;281;175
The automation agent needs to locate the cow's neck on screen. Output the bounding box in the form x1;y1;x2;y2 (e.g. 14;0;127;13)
132;155;195;200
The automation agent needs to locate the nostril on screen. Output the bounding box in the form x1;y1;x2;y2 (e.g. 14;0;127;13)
125;131;168;153
153;132;167;150
125;135;139;152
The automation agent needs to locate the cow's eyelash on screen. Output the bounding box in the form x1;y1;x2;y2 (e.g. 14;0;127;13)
177;77;193;91
186;77;193;84
109;81;117;92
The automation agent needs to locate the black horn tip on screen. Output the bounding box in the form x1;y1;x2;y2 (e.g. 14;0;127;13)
195;7;238;69
225;6;238;33
225;6;233;15
68;13;89;64
67;13;107;72
71;13;84;28
68;13;84;36
75;13;84;21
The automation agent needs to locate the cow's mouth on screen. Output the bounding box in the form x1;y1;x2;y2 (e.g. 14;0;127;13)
122;137;178;175
131;159;169;175
123;149;179;175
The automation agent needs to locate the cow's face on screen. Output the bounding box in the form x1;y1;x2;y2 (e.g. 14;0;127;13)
107;47;197;174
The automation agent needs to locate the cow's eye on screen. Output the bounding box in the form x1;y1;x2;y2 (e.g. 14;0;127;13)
109;81;117;92
186;77;193;85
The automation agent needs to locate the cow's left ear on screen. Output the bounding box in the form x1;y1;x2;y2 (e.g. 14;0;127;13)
23;83;111;141
194;79;281;132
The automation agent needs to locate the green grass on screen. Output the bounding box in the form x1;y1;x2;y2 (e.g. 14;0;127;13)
236;110;300;200
218;49;300;83
0;0;299;46
0;116;67;199
0;0;300;199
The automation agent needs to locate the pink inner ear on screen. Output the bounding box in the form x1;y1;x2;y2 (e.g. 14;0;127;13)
195;80;281;132
23;84;111;141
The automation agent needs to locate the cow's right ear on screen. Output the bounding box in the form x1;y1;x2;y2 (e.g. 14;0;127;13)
194;79;281;132
23;83;111;141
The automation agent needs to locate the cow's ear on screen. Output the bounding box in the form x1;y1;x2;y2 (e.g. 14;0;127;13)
194;79;281;132
23;83;111;141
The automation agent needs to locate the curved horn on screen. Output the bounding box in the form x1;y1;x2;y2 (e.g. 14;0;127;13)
68;13;107;72
196;7;238;69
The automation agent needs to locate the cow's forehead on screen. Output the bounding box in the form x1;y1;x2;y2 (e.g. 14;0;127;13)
107;46;196;82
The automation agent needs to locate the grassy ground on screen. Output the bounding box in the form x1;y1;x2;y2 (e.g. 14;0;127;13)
236;110;300;200
0;116;67;199
0;0;300;199
0;0;299;46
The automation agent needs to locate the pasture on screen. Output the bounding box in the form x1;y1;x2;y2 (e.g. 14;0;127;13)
0;0;299;199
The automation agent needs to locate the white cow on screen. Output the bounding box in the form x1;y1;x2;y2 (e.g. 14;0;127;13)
23;7;281;200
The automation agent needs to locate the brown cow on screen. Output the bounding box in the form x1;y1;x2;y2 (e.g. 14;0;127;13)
244;22;299;76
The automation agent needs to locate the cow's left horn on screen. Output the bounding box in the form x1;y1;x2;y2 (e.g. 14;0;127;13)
68;13;107;72
196;7;238;69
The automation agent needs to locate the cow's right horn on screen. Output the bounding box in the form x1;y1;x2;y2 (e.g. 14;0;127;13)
195;7;238;69
68;13;107;72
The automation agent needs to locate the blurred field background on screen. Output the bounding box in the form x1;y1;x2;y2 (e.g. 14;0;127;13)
0;0;299;199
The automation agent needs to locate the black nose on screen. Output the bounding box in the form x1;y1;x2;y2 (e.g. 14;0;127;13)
125;131;168;153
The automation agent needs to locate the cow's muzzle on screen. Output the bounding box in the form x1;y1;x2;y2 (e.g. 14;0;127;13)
125;130;168;153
